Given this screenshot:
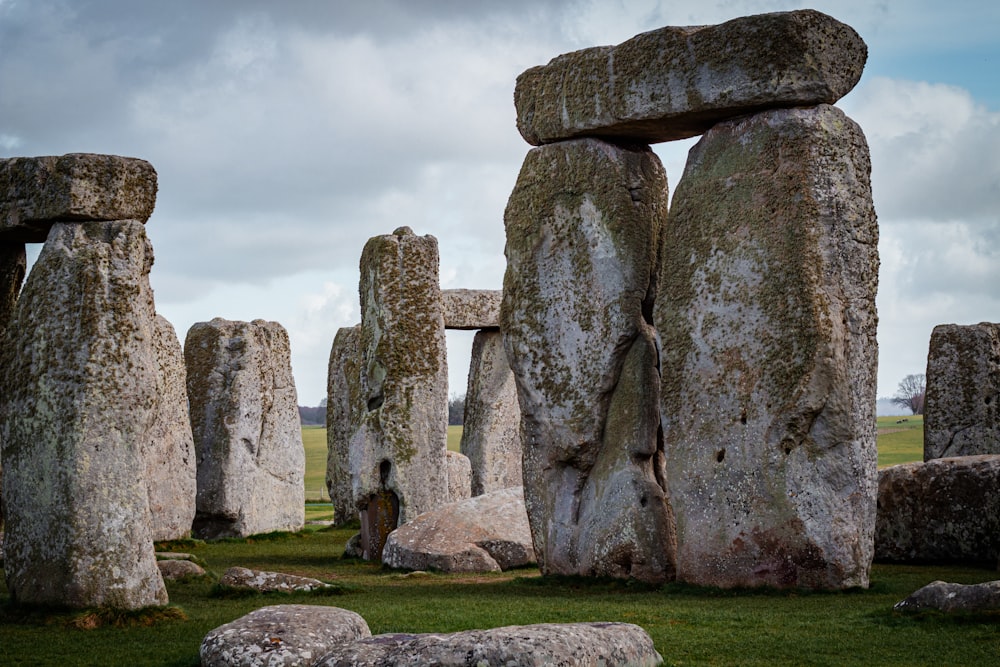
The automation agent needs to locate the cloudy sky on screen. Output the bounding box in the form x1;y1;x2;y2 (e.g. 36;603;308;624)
2;0;997;406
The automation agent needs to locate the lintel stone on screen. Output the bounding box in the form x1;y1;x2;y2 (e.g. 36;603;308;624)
442;289;502;330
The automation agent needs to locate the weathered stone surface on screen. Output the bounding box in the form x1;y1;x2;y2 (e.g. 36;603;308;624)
894;580;1000;614
460;330;523;496
445;450;472;503
924;323;1000;460
502;138;676;583
186;318;305;539
317;622;662;667
440;289;501;329
326;324;363;527
0;154;157;242
0;243;25;334
353;227;449;559
0;220;167;608
655;105;878;589
515;10;866;146
201;605;371;667
876;456;1000;564
382;486;534;573
157;559;206;580
218;567;337;593
145;314;197;541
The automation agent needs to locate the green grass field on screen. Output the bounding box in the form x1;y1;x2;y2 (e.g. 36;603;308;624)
876;415;923;468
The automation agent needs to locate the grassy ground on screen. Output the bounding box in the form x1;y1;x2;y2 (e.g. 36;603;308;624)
876;415;923;468
302;425;329;502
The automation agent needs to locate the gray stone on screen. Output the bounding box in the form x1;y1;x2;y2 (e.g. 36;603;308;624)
0;220;167;608
655;105;878;589
445;450;472;503
326;324;363;527
515;10;866;146
0;243;25;334
894;580;1000;614
316;622;662;667
460;330;523;496
201;605;371;667
157;559;206;580
0;153;157;242
218;567;337;593
382;486;535;573
354;227;449;560
145;314;197;541
875;456;1000;564
502;138;676;583
440;289;501;329
924;323;1000;460
186;318;305;539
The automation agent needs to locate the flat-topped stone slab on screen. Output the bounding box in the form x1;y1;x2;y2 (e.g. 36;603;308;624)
0;153;157;242
441;289;501;329
515;9;866;145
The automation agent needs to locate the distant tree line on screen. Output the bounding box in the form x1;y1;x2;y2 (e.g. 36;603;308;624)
299;397;327;426
891;373;925;415
449;393;465;426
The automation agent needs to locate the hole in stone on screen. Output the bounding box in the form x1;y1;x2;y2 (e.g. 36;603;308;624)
986;395;994;405
639;495;648;507
716;449;726;463
367;394;384;411
784;446;792;455
379;460;392;487
740;408;747;425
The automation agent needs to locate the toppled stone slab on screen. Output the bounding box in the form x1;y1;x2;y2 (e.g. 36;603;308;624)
894;580;1000;614
218;567;337;593
875;456;1000;564
201;605;371;667
441;289;501;329
186;318;305;539
382;486;534;573
924;323;1000;460
655;105;878;589
316;622;663;666
0;220;167;609
326;325;363;527
515;9;866;145
157;559;206;580
0;153;157;242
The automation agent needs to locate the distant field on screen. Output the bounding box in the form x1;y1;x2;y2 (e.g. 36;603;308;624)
302;425;329;502
876;415;923;468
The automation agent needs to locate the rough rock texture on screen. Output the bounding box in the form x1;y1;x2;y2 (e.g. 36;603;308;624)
145;314;197;541
316;622;663;667
515;10;866;146
875;456;1000;564
894;580;1000;614
655;105;879;589
0;154;157;242
440;289;502;329
185;318;305;539
201;605;371;667
382;486;535;573
0;242;25;334
460;330;523;496
157;559;206;580
326;324;363;527
924;323;1000;460
502;138;676;583
0;220;167;609
446;450;472;503
218;567;337;593
354;227;449;560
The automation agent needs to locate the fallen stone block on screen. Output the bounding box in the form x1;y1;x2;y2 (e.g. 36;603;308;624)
218;567;337;593
894;580;1000;614
157;559;206;580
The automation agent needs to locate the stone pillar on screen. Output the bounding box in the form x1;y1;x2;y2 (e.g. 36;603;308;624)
502;137;676;583
185;318;305;539
354;226;449;560
924;323;1000;460
0;243;26;532
326;324;363;527
460;330;522;496
655;105;878;589
0;220;167;609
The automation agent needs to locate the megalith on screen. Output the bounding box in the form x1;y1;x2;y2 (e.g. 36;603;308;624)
924;323;1000;460
502;137;676;583
0;220;167;608
460;330;522;496
185;318;305;539
0;242;26;333
353;227;449;560
655;105;878;589
441;289;502;329
326;324;363;527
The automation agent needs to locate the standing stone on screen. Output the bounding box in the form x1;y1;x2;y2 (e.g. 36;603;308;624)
515;10;866;146
353;227;449;559
924;323;1000;460
502;137;676;583
655;105;878;589
185;318;305;539
446;450;472;503
460;330;523;496
0;243;25;334
144;314;197;541
326;324;363;527
0;220;167;608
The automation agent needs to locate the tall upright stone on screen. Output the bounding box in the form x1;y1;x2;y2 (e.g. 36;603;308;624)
0;243;26;334
186;318;305;539
502;137;676;583
460;330;522;496
655;105;878;589
0;220;167;608
327;324;363;527
924;323;1000;460
354;227;449;560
